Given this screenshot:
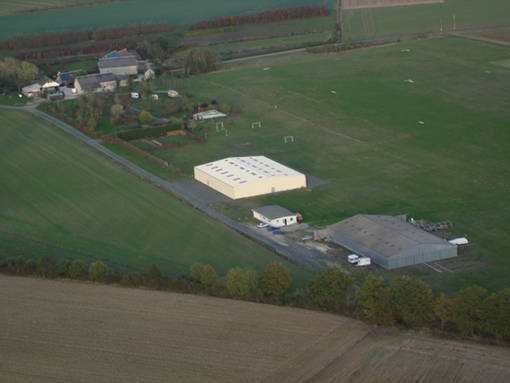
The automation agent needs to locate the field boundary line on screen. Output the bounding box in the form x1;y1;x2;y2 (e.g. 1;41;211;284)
264;322;372;382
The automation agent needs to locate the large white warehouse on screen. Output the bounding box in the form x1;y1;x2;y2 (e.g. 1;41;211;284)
194;156;306;200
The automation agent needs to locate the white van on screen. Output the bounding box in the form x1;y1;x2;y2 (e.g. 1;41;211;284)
356;257;371;267
448;237;469;246
348;254;359;264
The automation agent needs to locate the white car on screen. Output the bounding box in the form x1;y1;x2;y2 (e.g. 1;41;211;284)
130;92;139;99
347;254;360;264
257;222;269;228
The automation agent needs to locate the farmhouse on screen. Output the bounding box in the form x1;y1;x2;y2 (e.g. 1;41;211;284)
74;73;117;94
323;214;457;270
21;76;59;97
145;65;155;79
56;70;80;85
193;110;227;121
98;55;137;76
252;206;298;227
194;156;306;200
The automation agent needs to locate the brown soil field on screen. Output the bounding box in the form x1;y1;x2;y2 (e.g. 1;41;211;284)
2;275;510;382
463;27;510;46
343;0;443;10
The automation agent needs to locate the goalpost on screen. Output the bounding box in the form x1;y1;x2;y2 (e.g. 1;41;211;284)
284;136;294;143
215;122;225;132
252;122;261;129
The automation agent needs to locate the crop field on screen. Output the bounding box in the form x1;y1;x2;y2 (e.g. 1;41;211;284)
3;275;510;382
0;109;313;288
148;35;510;295
342;0;510;41
0;0;335;39
0;0;125;17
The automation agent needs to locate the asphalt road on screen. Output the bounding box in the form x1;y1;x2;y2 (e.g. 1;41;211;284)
2;104;327;272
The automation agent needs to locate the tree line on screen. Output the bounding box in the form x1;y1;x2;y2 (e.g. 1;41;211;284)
187;5;329;30
1;254;508;342
306;40;391;54
0;22;173;51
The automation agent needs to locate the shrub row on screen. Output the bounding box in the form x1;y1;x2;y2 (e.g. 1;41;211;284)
14;40;139;61
1;22;172;50
187;5;329;30
306;40;391;54
116;122;182;141
145;131;204;152
181;26;241;37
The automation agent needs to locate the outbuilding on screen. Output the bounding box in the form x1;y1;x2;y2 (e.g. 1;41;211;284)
252;206;298;227
322;214;457;269
194;156;306;200
193;110;227;121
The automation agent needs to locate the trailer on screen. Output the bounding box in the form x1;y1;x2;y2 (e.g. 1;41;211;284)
356;257;371;267
448;237;469;246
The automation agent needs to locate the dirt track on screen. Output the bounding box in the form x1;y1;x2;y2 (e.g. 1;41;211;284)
2;275;510;382
343;0;443;10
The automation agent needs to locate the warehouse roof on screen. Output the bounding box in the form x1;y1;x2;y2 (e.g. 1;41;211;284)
75;73;116;91
98;56;136;70
252;206;296;220
328;214;453;259
195;156;304;187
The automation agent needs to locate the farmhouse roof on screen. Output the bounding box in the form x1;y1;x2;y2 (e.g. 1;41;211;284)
75;73;116;91
56;70;80;82
103;49;137;59
35;76;59;88
98;56;136;70
195;156;304;188
22;83;41;93
328;214;453;259
252;206;297;220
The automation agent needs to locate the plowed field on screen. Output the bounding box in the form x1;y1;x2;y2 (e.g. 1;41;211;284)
2;275;510;382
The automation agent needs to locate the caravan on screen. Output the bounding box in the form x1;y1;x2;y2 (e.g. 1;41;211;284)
356;257;371;267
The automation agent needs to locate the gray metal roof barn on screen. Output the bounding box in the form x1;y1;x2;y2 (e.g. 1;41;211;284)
325;214;457;269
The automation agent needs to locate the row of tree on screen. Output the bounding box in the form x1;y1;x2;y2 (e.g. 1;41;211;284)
183;48;222;76
306;40;389;54
187;5;329;30
14;40;139;61
2;253;508;342
0;22;173;51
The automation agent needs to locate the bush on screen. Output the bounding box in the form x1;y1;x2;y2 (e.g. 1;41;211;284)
116;121;182;140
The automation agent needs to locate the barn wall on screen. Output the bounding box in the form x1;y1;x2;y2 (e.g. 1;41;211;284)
234;174;306;199
387;244;457;269
194;168;234;199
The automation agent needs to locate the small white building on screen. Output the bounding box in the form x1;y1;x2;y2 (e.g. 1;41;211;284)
193;110;227;121
194;156;306;200
168;90;179;98
252;206;298;227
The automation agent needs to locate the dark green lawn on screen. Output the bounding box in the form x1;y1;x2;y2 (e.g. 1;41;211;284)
148;35;510;295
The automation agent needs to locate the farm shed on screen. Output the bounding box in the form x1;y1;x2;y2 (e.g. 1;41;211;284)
98;56;137;76
21;76;59;97
194;156;306;200
252;206;298;227
324;214;457;270
74;73;117;94
193;110;227;121
56;70;80;85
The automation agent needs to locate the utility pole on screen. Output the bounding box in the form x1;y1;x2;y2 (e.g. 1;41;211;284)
440;18;443;32
452;14;456;31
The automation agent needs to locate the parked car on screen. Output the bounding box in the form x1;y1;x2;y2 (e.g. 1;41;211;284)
130;92;139;99
257;222;269;228
437;224;448;230
267;226;278;231
273;230;283;235
426;225;437;232
301;235;313;242
347;254;360;264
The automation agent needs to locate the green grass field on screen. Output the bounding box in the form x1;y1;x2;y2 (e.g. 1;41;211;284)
0;0;335;39
147;35;510;295
0;108;314;289
343;0;510;41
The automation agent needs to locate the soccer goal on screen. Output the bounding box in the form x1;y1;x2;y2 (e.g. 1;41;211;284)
215;122;225;132
252;122;261;129
284;136;294;143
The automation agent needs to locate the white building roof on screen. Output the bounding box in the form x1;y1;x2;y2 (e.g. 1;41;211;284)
194;110;227;120
195;156;303;187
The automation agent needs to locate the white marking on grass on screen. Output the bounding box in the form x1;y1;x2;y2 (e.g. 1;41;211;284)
331;91;336;94
401;49;411;52
419;121;425;124
424;263;442;273
404;79;414;83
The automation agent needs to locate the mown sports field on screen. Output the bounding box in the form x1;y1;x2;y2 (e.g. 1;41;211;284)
0;108;313;289
148;34;510;295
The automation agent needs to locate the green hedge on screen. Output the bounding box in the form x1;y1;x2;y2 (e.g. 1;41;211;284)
116;122;182;140
181;26;240;37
